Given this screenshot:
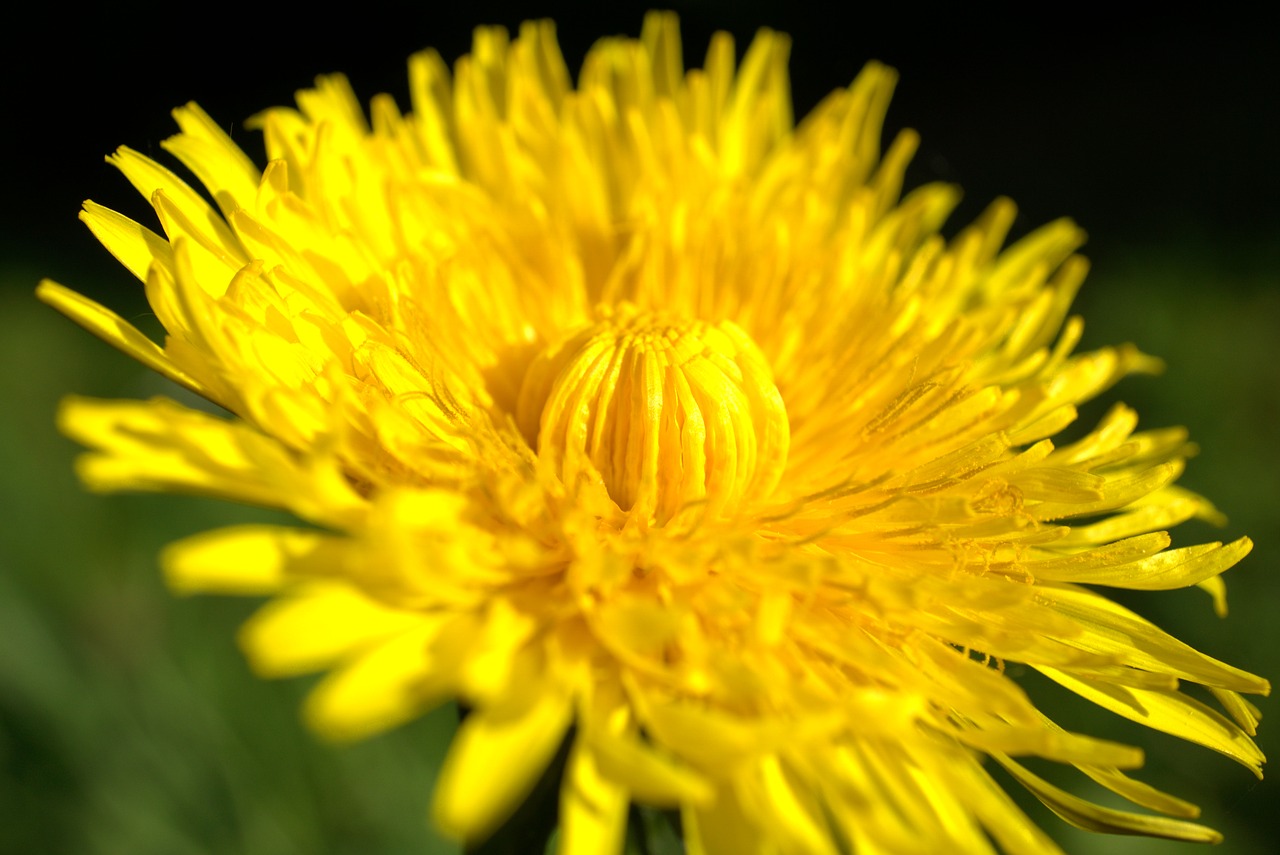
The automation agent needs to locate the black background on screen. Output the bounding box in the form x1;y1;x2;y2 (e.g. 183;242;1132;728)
4;2;1277;293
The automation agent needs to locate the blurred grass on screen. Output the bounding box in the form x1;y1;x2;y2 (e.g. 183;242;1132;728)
1;230;1277;854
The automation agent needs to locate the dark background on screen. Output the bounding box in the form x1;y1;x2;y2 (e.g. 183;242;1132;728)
2;2;1277;853
7;4;1277;284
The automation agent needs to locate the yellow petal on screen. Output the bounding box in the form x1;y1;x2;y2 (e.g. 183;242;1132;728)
162;525;343;595
239;580;425;676
586;723;713;807
36;280;205;396
431;682;574;844
163;101;263;217
1211;686;1263;736
956;720;1142;770
1034;537;1251;591
152;190;246;294
557;741;629;855
1198;574;1229;618
1054;492;1209;546
1030;461;1183;522
304;621;447;741
684;780;772;855
639;697;765;771
108;145;245;266
57;396;366;528
78;201;174;282
743;755;838;855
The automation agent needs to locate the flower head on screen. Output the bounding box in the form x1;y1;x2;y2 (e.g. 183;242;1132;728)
40;13;1267;854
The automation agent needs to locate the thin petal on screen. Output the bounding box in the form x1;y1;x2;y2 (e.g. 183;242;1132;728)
1040;667;1266;777
1033;585;1269;693
36;280;206;396
1033;537;1251;591
78;201;174;282
995;754;1222;843
1076;765;1200;819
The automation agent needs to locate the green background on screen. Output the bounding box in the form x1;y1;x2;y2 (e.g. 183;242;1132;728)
2;3;1276;852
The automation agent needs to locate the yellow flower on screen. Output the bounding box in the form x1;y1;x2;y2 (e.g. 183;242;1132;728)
40;12;1267;854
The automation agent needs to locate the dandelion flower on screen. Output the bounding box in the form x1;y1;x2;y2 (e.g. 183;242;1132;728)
40;13;1267;854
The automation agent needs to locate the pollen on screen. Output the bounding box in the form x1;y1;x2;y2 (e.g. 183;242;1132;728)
516;302;789;524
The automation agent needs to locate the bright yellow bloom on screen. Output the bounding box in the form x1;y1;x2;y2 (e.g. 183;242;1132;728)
41;13;1267;854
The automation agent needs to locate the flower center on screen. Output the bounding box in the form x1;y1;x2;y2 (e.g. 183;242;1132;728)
517;303;790;524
